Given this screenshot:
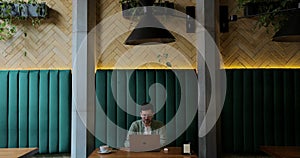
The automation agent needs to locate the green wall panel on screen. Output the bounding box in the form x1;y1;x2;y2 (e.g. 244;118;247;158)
107;72;117;147
253;70;264;151
29;71;39;147
175;71;185;147
243;70;253;152
59;70;71;152
263;71;274;145
0;70;71;154
49;71;59;153
116;70;127;147
273;70;284;146
95;71;107;147
283;70;295;146
221;70;233;152
222;69;300;153
95;69;198;152
39;70;49;153
155;70;166;123
295;71;300;146
233;70;243;152
8;71;18;148
0;71;8;147
19;71;29;147
127;70;136;130
166;71;176;146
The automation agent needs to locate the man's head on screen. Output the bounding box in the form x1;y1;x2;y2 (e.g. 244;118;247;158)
140;103;154;126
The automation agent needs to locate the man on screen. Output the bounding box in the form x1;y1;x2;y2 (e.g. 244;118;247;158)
124;103;166;147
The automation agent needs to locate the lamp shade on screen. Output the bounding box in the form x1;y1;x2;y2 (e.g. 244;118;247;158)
125;12;176;45
273;9;300;42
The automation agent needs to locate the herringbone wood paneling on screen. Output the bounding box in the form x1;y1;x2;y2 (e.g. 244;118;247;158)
220;0;300;68
2;0;298;69
0;0;72;69
96;0;197;69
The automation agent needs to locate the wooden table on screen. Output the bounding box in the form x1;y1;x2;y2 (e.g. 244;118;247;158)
260;146;300;158
0;148;39;158
88;147;197;158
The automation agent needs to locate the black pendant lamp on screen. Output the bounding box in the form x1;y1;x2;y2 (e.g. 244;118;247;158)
124;0;176;45
273;9;300;42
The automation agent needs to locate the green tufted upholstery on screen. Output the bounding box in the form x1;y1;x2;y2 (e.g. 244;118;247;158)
222;69;300;153
94;69;198;152
0;70;71;154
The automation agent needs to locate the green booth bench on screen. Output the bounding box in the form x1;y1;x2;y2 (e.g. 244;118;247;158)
222;69;300;156
3;69;298;157
0;70;71;155
94;69;199;153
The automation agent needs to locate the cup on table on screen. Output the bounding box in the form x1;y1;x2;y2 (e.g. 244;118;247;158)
99;145;109;153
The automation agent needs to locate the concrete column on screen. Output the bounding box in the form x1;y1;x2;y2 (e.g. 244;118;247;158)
72;0;96;157
197;0;221;158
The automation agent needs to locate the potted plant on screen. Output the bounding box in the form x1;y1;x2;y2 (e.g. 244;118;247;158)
0;0;48;41
237;0;300;32
0;1;16;18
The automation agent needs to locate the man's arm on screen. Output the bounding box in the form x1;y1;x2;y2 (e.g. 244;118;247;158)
159;125;166;146
124;121;138;147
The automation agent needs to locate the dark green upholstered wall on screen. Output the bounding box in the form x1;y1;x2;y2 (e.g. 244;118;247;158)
94;69;198;152
0;70;71;154
222;69;300;153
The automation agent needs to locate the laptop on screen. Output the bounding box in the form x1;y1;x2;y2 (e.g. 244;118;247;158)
129;135;161;152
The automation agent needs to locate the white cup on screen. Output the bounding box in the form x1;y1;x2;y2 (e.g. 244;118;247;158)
99;145;109;153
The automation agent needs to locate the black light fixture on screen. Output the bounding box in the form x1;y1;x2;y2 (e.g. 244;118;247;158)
272;9;300;42
124;0;175;45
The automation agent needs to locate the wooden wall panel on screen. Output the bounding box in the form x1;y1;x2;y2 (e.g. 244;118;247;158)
96;0;197;69
2;0;299;69
0;0;72;69
219;0;300;68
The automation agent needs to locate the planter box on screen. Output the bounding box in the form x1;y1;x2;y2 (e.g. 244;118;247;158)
121;2;143;18
0;2;48;19
15;3;28;17
28;2;48;18
153;1;174;15
0;3;18;18
121;1;174;18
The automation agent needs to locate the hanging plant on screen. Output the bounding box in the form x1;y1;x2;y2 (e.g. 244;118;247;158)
237;0;300;32
0;0;48;41
0;18;16;40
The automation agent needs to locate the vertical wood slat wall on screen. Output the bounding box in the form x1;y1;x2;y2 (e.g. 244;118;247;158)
95;69;198;151
0;70;71;154
222;69;300;153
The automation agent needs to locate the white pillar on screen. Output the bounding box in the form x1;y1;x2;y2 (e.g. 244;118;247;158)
197;0;220;157
72;0;96;157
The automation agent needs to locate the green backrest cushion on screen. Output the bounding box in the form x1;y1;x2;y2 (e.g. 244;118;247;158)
222;69;300;153
94;69;198;152
0;70;71;154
